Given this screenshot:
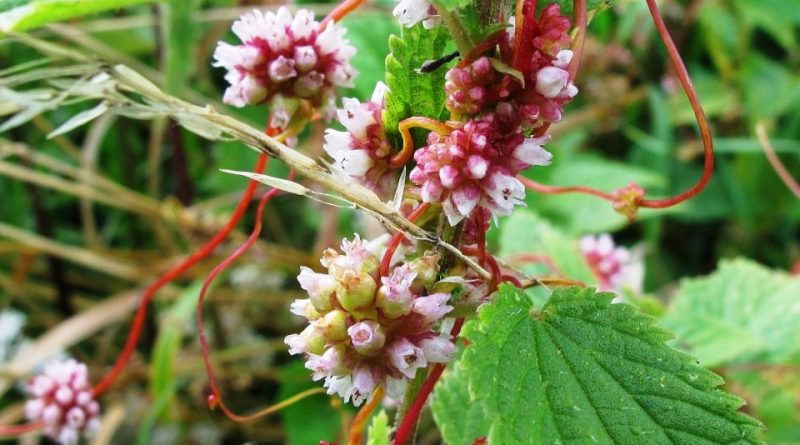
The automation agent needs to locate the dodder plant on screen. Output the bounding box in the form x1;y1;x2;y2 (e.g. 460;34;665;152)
0;0;765;444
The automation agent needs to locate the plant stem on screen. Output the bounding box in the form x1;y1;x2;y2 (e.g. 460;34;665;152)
429;0;474;56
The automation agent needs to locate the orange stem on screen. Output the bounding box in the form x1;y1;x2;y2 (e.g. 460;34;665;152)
389;117;454;168
346;386;385;445
320;0;367;28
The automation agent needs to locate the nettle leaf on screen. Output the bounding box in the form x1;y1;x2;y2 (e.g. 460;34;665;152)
0;0;156;32
366;411;390;445
662;258;800;368
383;23;450;143
439;285;763;444
431;360;491;445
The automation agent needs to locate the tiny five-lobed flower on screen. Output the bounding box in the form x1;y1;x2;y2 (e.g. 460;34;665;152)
580;234;643;296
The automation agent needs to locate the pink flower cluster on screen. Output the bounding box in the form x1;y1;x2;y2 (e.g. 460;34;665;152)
25;359;101;445
412;5;577;224
213;7;357;116
580;234;643;295
324;82;398;197
410;116;552;225
286;236;454;406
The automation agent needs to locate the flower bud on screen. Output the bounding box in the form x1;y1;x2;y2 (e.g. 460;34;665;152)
535;66;569;99
408;251;440;293
317;309;349;341
348;320;386;355
285;324;326;355
297;267;336;312
336;270;377;311
376;264;416;318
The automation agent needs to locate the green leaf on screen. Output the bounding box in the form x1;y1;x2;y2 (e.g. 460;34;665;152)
0;0;157;32
149;281;203;407
279;361;346;445
383;23;450;143
662;258;800;367
498;209;595;284
431;360;491;445
442;284;763;444
366;411;390;445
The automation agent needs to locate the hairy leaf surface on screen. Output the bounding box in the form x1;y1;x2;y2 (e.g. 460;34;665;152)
663;259;800;367
438;285;763;444
383;24;449;143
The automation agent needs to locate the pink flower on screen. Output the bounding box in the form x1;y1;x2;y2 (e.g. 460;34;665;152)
387;338;428;379
348;320;387;355
324;83;397;197
580;234;643;296
213;7;357;115
306;346;345;381
377;264;416;318
412;293;453;326
445;57;495;115
410;118;552;224
25;359;101;445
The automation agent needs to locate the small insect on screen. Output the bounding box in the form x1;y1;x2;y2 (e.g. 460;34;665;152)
416;50;460;74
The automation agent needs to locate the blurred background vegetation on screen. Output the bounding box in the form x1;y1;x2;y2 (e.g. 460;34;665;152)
0;0;798;443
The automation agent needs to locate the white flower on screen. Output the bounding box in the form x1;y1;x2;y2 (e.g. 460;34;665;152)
387;339;428;379
393;0;440;28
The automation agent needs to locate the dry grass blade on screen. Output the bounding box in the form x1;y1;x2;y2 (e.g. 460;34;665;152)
0;291;139;396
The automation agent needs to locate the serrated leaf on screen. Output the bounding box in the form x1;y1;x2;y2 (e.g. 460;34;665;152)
0;0;157;32
431;360;491;445
444;284;763;444
662;258;800;368
366;411;390;445
383;24;449;144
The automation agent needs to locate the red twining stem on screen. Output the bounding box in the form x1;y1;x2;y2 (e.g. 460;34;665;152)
379;202;431;277
756;123;800;200
0;420;45;437
91;151;271;396
640;0;713;209
520;1;714;212
518;175;614;200
568;0;587;81
197;165;295;422
320;0;367;28
393;318;465;445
